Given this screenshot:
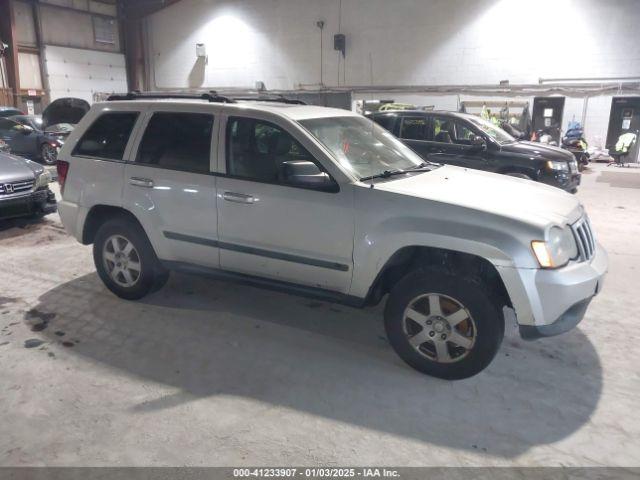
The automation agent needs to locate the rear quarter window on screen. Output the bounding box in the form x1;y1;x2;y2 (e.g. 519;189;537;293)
73;112;139;160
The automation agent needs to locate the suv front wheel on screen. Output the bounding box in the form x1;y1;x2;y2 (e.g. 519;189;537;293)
93;217;169;300
384;269;504;379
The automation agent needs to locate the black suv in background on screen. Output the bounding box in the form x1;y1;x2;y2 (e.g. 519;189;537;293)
368;110;580;192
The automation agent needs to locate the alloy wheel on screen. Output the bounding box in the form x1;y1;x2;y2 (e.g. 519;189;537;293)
102;234;142;288
402;293;476;363
41;144;58;165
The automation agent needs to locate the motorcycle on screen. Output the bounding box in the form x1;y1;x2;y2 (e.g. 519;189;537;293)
561;128;590;171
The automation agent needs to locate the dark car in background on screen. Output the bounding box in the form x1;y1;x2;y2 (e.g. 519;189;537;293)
0;97;89;165
0;106;23;118
0;151;57;221
0;116;66;165
368;110;581;192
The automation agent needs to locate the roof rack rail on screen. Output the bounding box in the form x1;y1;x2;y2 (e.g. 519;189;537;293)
106;91;236;103
233;95;307;105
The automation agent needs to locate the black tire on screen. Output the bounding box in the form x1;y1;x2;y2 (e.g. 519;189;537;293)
93;217;169;300
504;171;533;180
384;269;504;380
40;143;58;165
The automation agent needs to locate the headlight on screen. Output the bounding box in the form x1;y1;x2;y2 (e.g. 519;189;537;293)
546;160;569;171
531;226;578;268
35;169;52;189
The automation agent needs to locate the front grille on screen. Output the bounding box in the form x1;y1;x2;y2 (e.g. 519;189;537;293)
0;179;34;195
572;215;596;261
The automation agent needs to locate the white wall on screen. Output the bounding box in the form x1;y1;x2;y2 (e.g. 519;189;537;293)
147;0;640;89
146;0;640;143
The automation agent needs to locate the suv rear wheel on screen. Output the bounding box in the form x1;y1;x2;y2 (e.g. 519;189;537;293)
384;269;504;379
93;217;169;300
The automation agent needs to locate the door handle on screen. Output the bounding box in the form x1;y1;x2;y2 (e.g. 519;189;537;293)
223;191;255;204
129;177;154;188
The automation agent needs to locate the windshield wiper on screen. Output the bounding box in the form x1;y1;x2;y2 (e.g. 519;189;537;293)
360;169;406;181
360;164;434;182
406;161;439;170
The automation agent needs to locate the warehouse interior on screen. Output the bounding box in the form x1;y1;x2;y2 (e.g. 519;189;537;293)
0;0;639;475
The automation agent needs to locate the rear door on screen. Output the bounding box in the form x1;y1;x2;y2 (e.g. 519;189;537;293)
123;108;220;268
215;113;354;293
396;114;432;159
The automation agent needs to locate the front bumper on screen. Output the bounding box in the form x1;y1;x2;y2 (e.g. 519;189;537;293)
0;188;57;220
540;169;581;192
497;242;608;339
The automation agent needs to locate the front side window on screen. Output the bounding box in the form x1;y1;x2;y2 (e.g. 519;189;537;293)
0;118;24;132
74;112;139;160
399;116;428;140
300;116;425;180
136;112;213;174
226;117;322;184
0;119;15;131
432;117;478;145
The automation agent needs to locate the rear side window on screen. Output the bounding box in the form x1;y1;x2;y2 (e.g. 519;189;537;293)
136;112;214;174
399;116;428;140
372;114;397;133
73;112;139;160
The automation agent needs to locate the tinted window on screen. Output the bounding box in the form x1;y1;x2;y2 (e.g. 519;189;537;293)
0;118;22;131
451;121;476;144
74;112;139;160
227;117;321;184
136;112;213;174
433;117;454;143
373;114;397;133
400;116;428;140
433;117;479;145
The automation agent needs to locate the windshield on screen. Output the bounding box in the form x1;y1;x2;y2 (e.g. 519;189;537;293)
466;116;515;144
299;116;426;180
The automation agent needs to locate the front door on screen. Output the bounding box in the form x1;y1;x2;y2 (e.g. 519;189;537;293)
123;110;220;268
425;116;490;171
216;115;354;293
0;118;37;155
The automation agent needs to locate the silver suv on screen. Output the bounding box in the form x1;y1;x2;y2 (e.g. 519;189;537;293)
57;92;608;379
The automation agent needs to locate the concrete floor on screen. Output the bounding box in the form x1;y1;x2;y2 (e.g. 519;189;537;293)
0;163;639;467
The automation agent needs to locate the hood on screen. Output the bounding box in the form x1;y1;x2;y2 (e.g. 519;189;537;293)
371;165;583;227
0;152;42;182
42;97;90;128
501;140;575;162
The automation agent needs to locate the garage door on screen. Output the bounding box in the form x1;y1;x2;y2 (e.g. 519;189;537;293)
43;45;127;103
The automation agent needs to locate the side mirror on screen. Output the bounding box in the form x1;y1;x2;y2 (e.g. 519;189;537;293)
21;126;34;135
470;135;486;150
280;161;337;191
